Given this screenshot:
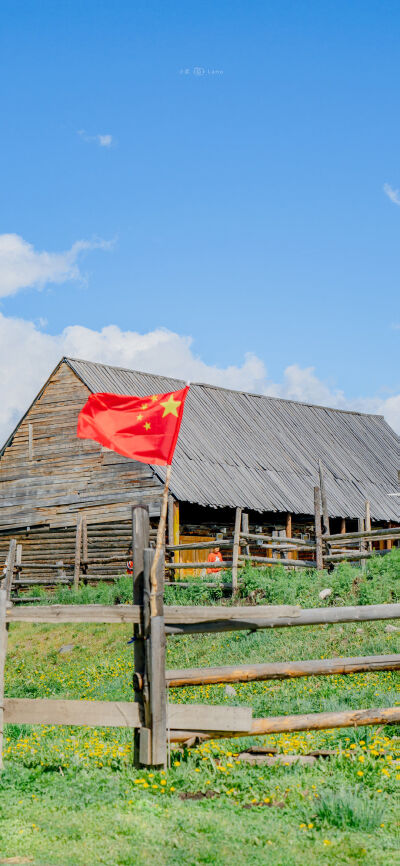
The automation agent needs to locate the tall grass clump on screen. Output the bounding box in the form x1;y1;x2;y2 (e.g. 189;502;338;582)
308;786;386;831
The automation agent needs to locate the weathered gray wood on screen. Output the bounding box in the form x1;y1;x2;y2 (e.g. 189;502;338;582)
145;548;167;768
139;727;152;764
231;507;242;593
4;698;140;727
82;516;88;564
7;604;141;623
28;423;33;460
167;703;252;732
324;549;390;563
318;459;330;536
239;532;311;547
169;706;400;742
365;500;372;552
167;540;233;552
326;526;400;543
241;513;250;560
239;554;316;568
0;590;7;769
132;505;150;766
3;539;17;600
314;486;323;570
166;561;234;569
166;653;400;687
162;601;400;633
73;516;83;589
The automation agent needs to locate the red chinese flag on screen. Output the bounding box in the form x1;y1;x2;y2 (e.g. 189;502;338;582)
77;386;189;466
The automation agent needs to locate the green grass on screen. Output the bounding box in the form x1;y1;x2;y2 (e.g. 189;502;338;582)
1;552;400;865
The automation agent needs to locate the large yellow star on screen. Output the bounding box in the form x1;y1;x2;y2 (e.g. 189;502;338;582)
160;394;181;418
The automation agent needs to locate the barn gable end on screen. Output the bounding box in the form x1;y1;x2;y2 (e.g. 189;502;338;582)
0;360;163;533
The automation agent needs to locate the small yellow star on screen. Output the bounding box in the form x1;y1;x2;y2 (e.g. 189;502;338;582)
141;404;148;410
150;394;158;402
160;394;181;418
137;414;143;421
144;422;151;431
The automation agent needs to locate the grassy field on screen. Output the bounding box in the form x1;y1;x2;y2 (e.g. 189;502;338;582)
0;552;399;865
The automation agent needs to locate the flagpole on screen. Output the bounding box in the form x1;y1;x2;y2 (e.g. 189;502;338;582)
150;463;172;617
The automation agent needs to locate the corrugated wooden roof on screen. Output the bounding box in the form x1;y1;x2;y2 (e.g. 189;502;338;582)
65;357;400;521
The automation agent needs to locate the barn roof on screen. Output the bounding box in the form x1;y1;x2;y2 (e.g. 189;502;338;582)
64;357;400;522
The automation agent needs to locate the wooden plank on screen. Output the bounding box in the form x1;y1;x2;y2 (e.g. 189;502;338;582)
7;604;141;623
162;601;400;633
74;516;82;589
241;513;250;560
239;555;316;568
240;532;312;547
168;706;400;741
167;703;252;732
365;501;372;552
28;423;33;460
144;548;167;768
167;540;233;552
4;698;140;727
173;499;180;565
166;653;400;687
166;561;234;570
314;486;323;570
326;526;400;543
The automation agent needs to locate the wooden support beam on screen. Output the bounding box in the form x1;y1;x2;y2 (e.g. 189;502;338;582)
239;555;316;568
81;516;88;563
172;500;180;566
231;507;242;593
132;504;150;766
167;540;233;552
240;532;311;547
166;561;234;570
341;518;346;534
144;547;167;768
4;698;141;727
73;516;83;590
318;459;330;536
326;526;400;543
166;653;400;687
314;487;323;570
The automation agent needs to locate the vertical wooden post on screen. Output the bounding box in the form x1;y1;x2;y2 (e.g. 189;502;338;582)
318;460;330;536
286;513;292;559
132;505;150;766
82;517;88;561
231;507;242;594
145;547;167;768
359;518;367;571
365;501;372;551
241;513;250;560
14;544;22;600
272;530;279;560
314;487;323;570
0;589;7;770
4;539;16;600
341;518;346;535
73;517;83;590
172;499;180;569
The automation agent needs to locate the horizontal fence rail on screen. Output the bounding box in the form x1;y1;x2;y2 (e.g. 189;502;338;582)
165;653;400;687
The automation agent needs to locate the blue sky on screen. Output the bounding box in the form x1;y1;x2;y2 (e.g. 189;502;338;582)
1;0;400;439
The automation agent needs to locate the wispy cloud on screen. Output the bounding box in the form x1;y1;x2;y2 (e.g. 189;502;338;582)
0;233;112;298
383;182;400;205
77;130;113;147
0;315;399;448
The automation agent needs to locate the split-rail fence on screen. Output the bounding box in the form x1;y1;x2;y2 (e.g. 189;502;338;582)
1;504;400;771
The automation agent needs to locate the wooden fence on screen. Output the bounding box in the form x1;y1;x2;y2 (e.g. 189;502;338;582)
1;503;400;771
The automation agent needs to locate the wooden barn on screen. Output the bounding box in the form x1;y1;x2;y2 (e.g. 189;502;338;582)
0;356;399;580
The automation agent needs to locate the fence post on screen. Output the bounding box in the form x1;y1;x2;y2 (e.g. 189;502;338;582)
365;501;372;551
144;547;167;768
231;507;242;594
314;487;323;570
0;589;7;770
74;516;83;590
318;459;331;536
81;517;88;580
132;505;150;767
359;518;367;572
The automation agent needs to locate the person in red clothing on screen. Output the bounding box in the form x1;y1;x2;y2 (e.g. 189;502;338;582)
206;546;223;573
126;545;133;575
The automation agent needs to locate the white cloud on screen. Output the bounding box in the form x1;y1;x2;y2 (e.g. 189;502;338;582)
0;234;111;297
78;130;113;147
383;182;400;205
0;314;399;448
